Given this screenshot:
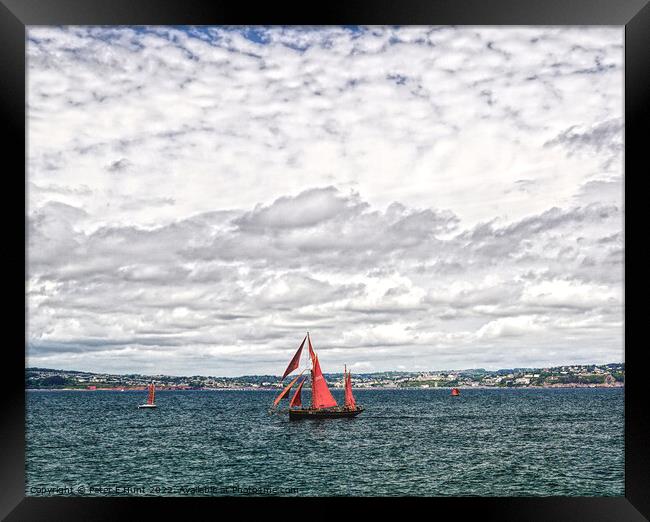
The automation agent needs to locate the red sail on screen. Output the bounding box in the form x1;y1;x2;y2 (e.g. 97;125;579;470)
344;371;356;409
310;355;337;409
289;378;305;407
308;333;316;363
273;375;301;406
281;335;306;380
147;383;155;405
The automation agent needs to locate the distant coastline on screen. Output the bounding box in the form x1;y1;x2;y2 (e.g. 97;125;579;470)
26;363;624;391
27;384;624;392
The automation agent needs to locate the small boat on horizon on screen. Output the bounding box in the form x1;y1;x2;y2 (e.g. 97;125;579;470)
138;382;157;409
272;332;364;419
451;387;460;396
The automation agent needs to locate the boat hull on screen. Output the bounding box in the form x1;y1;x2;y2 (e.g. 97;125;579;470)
289;407;363;420
137;404;157;409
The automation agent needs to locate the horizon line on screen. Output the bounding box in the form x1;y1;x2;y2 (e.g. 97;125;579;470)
25;361;625;380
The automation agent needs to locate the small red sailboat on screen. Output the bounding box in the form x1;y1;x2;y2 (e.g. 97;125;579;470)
138;382;157;409
272;333;364;419
451;387;460;396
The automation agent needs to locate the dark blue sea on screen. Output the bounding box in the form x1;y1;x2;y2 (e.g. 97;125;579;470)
26;388;624;497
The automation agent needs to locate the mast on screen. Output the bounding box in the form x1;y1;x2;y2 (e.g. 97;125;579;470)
309;332;314;409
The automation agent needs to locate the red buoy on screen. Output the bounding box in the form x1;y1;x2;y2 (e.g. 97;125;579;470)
451;387;460;396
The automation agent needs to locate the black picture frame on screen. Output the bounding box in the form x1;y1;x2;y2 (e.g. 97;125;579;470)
2;1;647;519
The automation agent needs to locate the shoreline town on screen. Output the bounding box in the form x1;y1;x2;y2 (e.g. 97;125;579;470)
26;362;624;391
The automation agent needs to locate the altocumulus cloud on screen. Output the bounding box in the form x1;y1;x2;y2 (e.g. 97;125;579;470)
27;26;623;376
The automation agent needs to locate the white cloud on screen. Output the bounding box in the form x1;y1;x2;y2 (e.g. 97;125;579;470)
476;315;544;340
26;26;624;375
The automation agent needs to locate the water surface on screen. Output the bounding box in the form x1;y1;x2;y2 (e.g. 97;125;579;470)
26;388;624;496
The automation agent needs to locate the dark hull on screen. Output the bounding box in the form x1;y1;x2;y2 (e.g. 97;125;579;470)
289;407;364;420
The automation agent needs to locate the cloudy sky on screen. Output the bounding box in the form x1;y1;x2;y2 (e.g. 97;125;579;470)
27;26;624;376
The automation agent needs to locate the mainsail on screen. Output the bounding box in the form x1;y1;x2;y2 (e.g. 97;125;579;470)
310;354;338;409
273;374;302;407
289;378;305;407
344;370;356;409
147;383;155;405
281;335;306;380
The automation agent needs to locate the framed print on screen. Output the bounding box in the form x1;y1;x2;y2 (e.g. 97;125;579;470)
2;0;648;519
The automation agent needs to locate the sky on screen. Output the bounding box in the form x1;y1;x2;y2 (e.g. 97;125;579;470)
26;26;624;376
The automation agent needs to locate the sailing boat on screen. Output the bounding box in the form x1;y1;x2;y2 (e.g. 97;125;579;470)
138;382;157;409
272;333;364;420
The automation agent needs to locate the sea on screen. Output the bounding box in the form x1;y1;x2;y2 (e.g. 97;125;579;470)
26;388;624;497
